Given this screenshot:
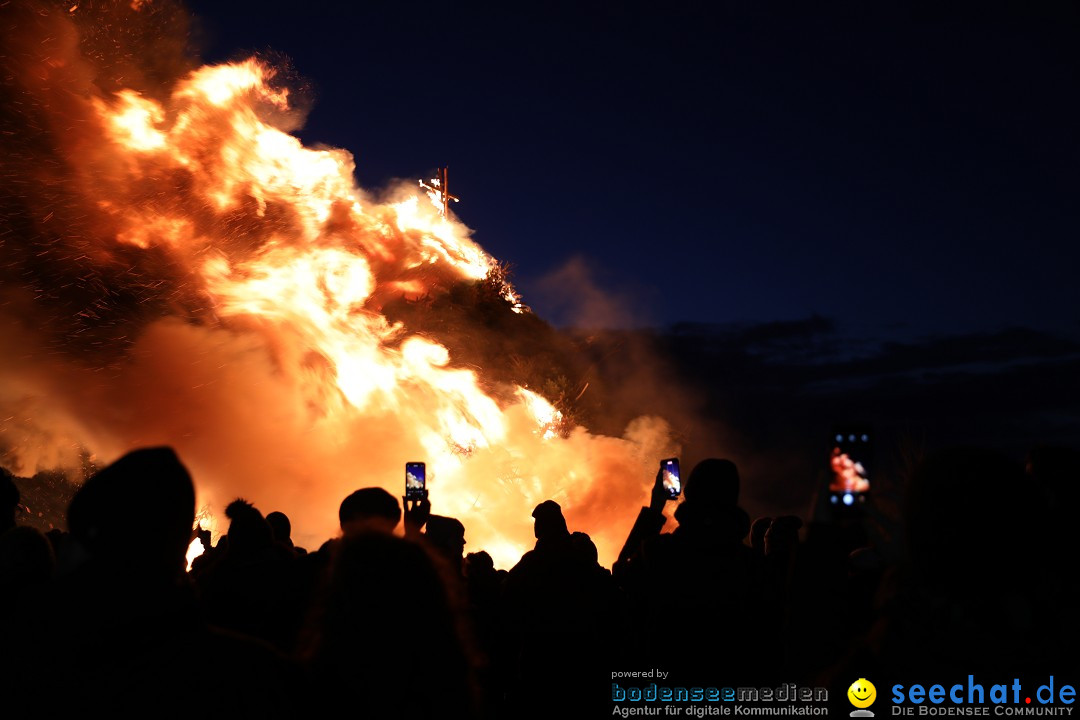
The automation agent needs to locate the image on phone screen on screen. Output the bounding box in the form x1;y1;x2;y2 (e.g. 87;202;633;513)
405;462;426;500
829;428;871;507
660;457;681;500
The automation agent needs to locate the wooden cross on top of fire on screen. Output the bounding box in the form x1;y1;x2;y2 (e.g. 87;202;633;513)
419;166;459;217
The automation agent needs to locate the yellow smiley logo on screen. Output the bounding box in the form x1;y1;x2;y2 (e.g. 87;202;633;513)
848;678;877;709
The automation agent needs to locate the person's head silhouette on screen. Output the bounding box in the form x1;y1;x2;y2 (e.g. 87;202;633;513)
266;511;293;545
684;458;740;508
532;500;569;541
67;446;195;580
339;487;401;535
225;498;273;555
426;514;466;566
675;459;748;540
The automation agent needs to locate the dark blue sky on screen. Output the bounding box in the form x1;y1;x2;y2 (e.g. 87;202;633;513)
187;1;1080;335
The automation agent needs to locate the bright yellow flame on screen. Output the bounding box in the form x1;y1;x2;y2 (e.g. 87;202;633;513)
185;536;205;572
174;59;289;110
517;388;563;440
96;90;167;152
65;57;679;569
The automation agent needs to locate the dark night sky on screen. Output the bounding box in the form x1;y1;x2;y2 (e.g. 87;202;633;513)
185;1;1080;338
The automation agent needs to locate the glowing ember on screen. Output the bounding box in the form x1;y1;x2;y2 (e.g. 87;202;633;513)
0;5;676;569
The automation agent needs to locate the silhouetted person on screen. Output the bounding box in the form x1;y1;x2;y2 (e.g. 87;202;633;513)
47;447;293;715
303;486;404;575
0;524;56;696
464;550;501;620
573;525;624;590
425;514;467;575
194;499;297;651
888;447;1046;674
0;466;48;633
300;486;403;579
502;500;616;717
0;525;54;588
818;446;1053;704
338;487;401;535
292;486;406;649
757;514;804;631
0;463;52;594
1;466;19;535
779;465;878;681
750;515;773;557
267;510;304;554
226;498;274;551
614;458;765;685
764;514;802;563
66;447;196;582
616;458;745;567
462;549;502;702
299;532;479;718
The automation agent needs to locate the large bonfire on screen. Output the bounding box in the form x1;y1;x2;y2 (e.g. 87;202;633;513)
0;0;676;567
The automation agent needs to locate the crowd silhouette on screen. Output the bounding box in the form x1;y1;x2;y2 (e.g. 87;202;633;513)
1;440;1077;717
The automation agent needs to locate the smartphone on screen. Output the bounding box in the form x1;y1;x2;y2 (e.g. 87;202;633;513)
828;426;871;507
405;462;427;501
660;457;682;500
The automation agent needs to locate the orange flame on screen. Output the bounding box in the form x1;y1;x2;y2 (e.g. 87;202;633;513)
1;33;675;568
